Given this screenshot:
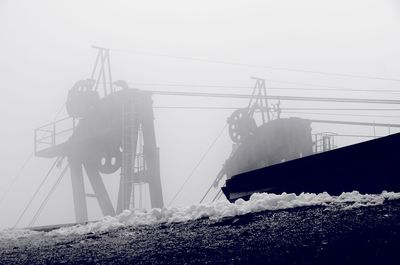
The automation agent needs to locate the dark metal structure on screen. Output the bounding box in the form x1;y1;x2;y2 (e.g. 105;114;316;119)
201;78;314;202
214;78;400;202
222;132;400;202
200;77;400;203
34;47;163;223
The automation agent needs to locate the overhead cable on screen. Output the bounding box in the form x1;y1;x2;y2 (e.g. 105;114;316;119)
149;90;400;105
130;82;400;94
167;124;227;207
14;157;60;228
111;48;400;82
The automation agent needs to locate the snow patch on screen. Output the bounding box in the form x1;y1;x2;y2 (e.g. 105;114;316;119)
48;190;400;236
1;191;399;239
0;228;42;240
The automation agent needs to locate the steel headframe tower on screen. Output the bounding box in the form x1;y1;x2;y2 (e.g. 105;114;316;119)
248;76;271;123
201;77;281;202
34;47;163;223
91;45;114;96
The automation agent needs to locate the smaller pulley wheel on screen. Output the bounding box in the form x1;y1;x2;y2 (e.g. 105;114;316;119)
227;109;257;143
97;147;122;174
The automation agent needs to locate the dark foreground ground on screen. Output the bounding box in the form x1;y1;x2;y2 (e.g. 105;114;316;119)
1;200;400;265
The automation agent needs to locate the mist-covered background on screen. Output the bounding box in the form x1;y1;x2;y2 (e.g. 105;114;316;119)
0;0;399;229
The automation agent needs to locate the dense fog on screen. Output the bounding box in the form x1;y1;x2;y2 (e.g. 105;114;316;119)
0;0;399;228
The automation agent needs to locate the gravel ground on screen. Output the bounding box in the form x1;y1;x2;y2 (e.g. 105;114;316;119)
1;200;400;265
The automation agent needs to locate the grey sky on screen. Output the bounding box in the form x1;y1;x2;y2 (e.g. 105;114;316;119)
0;0;399;228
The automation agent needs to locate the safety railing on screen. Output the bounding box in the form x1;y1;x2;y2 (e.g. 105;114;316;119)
313;132;338;154
34;117;76;155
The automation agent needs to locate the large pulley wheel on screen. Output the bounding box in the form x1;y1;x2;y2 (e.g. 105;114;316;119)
227;109;257;143
97;147;122;174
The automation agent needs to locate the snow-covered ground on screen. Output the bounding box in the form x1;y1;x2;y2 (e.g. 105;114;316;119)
1;191;400;240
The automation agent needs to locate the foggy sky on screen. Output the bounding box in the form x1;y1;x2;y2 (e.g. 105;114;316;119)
1;0;400;228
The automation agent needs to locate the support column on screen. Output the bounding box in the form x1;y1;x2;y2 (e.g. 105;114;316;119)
141;93;164;208
84;159;115;217
68;157;88;223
